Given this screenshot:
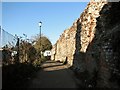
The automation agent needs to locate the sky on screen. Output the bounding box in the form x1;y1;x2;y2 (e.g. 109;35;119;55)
0;2;2;26
2;2;88;45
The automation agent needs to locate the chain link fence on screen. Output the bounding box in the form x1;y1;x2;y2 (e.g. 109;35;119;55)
0;26;17;65
1;26;41;88
0;26;38;66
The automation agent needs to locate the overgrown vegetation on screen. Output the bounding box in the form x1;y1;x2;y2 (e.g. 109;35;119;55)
2;34;52;88
33;35;52;61
2;63;39;88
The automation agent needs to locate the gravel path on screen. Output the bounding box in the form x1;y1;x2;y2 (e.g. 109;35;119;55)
27;60;78;88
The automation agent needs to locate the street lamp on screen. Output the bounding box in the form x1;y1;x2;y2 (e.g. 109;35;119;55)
38;21;42;58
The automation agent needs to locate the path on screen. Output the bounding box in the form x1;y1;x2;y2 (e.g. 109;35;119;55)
27;60;78;88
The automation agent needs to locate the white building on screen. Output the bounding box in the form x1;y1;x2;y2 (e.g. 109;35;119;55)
43;50;51;57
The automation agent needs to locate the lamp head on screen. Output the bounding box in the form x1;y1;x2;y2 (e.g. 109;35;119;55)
39;21;42;27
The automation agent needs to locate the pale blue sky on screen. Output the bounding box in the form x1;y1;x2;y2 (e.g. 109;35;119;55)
2;2;88;45
0;2;1;30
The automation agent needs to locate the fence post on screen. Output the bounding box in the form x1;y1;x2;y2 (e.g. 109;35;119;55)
16;37;19;63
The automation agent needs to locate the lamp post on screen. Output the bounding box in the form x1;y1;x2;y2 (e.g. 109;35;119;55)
38;21;42;58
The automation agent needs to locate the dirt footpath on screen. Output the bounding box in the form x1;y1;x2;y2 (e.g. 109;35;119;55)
27;60;78;88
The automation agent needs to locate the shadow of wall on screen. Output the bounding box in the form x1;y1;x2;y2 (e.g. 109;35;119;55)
84;2;120;88
72;19;86;72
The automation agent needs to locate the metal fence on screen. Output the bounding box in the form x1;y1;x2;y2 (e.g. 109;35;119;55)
0;26;18;65
0;26;38;65
0;26;17;48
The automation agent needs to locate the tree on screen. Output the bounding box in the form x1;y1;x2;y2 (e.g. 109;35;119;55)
19;40;37;63
33;35;52;53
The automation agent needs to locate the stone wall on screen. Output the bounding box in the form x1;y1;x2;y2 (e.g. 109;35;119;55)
51;0;107;67
72;0;107;71
51;21;77;66
84;2;120;87
51;0;120;88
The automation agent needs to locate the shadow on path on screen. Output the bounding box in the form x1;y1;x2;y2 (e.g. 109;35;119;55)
25;60;79;88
